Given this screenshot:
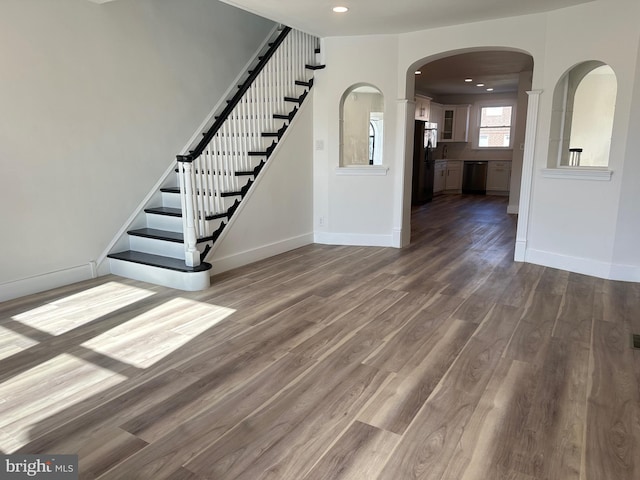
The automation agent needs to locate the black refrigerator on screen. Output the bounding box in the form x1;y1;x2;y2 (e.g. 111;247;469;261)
411;120;438;205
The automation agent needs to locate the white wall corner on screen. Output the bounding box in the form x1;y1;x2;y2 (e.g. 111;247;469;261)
392;228;404;248
514;89;542;265
514;240;527;262
0;264;95;302
507;204;519;215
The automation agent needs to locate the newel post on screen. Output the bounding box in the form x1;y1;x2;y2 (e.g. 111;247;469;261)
177;155;201;267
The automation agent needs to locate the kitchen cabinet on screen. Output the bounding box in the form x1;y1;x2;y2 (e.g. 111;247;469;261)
430;102;443;131
414;95;432;121
486;161;511;193
441;105;470;143
434;160;446;194
445;160;462;191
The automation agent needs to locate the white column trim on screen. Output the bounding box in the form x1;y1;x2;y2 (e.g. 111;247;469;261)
396;97;414;248
514;89;543;262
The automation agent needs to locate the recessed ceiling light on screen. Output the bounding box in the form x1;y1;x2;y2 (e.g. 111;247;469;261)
464;78;473;82
415;70;422;75
332;6;349;13
476;83;485;87
486;88;494;91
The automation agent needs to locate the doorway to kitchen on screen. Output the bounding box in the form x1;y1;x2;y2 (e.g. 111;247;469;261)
407;49;534;251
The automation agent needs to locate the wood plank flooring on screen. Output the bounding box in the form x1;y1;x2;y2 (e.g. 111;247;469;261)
1;194;640;479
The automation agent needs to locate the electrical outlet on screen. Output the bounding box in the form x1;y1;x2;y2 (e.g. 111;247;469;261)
319;216;325;227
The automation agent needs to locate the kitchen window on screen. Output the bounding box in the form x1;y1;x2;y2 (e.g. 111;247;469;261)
478;105;513;148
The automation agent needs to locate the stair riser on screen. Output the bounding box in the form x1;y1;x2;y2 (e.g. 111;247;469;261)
146;213;183;233
162;192;182;209
159;193;240;220
129;236;186;260
140;214;227;240
109;258;210;291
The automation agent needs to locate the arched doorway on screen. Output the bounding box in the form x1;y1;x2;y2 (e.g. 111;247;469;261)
402;48;535;248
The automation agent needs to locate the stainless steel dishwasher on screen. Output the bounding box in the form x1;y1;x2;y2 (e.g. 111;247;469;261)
462;161;488;194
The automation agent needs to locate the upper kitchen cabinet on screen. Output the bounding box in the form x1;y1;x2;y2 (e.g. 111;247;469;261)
430;102;443;132
441;105;470;142
414;94;432;121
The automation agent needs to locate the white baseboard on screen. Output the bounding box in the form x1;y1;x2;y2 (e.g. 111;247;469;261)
507;204;519;215
607;263;640;282
514;240;527;262
210;233;314;275
525;248;616;280
392;228;404;248
314;231;394;247
0;263;96;302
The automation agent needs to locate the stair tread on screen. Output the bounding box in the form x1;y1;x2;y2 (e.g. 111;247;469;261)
145;206;182;217
128;228;184;242
128;227;216;244
108;250;212;273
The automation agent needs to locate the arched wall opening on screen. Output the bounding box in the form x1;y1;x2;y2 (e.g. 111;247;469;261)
547;61;617;168
401;47;535;245
339;83;385;167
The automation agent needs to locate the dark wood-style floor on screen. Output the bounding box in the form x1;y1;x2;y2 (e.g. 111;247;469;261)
1;194;639;479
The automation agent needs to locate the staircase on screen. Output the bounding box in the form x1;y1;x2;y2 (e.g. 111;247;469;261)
107;26;323;291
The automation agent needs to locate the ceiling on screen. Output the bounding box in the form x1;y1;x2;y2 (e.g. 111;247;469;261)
415;51;534;97
219;0;594;37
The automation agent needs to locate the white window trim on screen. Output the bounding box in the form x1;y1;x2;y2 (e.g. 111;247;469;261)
472;100;517;150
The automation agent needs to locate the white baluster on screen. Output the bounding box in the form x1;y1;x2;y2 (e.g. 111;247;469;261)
205;143;215;218
194;155;206;235
179;161;201;267
213;140;223;213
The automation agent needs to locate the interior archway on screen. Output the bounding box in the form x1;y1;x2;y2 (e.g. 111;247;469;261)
402;48;534;248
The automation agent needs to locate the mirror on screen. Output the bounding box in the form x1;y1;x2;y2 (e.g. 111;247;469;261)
340;85;384;166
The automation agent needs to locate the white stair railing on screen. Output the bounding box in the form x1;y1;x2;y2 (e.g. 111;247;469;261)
176;27;320;267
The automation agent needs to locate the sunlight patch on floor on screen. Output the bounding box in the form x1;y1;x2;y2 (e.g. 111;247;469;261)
0;326;39;361
11;282;156;335
81;297;236;368
0;353;126;452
